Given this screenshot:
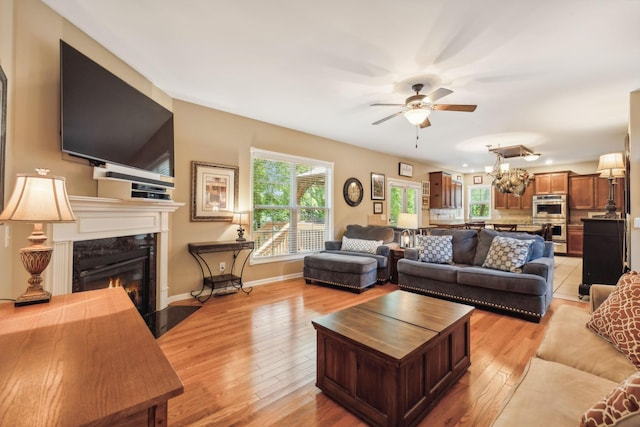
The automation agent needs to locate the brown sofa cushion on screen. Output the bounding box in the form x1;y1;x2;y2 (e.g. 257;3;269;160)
587;271;640;369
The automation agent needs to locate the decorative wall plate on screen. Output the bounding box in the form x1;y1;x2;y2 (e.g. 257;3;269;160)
343;177;363;206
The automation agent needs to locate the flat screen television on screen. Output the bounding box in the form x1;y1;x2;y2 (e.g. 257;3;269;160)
60;40;175;180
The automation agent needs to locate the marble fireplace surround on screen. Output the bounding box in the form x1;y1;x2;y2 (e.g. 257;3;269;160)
45;196;183;311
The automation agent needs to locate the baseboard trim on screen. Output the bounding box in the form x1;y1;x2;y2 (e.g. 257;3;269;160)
167;272;304;304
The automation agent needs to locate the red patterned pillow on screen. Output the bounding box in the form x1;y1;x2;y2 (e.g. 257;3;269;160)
580;371;640;427
587;271;640;368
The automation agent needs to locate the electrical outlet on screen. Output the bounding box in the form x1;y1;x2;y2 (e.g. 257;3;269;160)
219;262;226;272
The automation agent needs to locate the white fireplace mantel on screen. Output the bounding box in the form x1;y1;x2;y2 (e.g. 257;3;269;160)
45;196;184;310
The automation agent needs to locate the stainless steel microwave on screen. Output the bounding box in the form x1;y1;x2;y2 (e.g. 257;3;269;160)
532;194;567;219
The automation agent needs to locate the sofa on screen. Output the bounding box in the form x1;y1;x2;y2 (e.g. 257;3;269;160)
397;228;554;322
303;224;396;291
492;280;640;426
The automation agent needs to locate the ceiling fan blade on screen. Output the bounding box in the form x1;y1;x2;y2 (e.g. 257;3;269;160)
370;103;405;106
372;111;404;125
426;87;453;103
433;104;477;112
419;117;431;128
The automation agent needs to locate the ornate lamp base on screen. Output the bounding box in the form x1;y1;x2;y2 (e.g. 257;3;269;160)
15;224;53;306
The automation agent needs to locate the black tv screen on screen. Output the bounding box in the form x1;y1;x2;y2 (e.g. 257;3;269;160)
60;40;174;178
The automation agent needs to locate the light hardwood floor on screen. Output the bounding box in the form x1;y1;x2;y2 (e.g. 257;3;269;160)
159;273;587;427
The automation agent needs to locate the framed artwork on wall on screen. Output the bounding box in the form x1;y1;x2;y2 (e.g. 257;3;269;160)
473;176;483;184
371;172;385;200
191;161;239;221
399;162;413;177
373;201;383;214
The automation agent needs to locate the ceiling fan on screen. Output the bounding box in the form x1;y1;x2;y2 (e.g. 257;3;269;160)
371;83;477;128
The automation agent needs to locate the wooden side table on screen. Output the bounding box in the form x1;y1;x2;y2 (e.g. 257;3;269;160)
390;247;405;284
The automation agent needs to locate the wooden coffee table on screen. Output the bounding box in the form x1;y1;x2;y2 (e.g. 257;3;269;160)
312;291;474;427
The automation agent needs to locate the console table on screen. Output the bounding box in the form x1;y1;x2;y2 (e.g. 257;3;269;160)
188;240;254;302
0;287;183;426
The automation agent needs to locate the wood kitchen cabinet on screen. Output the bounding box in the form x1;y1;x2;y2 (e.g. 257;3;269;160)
595;176;625;212
567;224;584;257
493;188;507;210
569;174;625;212
535;172;569;194
493;179;534;210
429;172;462;209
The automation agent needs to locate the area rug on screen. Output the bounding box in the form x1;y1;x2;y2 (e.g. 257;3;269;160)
144;306;201;338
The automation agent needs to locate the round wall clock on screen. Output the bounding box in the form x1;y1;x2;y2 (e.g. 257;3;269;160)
343;177;363;207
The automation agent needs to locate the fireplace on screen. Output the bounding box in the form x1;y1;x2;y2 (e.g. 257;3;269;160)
73;234;157;316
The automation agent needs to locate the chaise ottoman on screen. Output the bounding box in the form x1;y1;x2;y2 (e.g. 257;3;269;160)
303;252;377;292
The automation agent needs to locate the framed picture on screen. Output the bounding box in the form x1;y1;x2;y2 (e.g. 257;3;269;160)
191;161;239;222
371;172;385;200
373;201;383;214
473;176;483;184
456;175;462;181
399;162;413;177
0;65;6;213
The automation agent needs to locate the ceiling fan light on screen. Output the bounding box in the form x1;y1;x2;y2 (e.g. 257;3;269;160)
403;108;431;126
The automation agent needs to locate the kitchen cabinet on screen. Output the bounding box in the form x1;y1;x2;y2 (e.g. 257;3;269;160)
567;224;584;257
595;176;625;212
535;172;569;194
493;179;534;210
569;174;625;212
569;175;595;209
429;172;462;209
493;189;507;210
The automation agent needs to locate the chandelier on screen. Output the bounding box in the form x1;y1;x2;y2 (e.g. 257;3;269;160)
485;145;538;197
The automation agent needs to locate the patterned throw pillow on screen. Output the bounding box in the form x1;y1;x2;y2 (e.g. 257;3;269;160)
587;271;640;368
420;235;453;264
341;236;382;254
482;236;533;273
580;371;640;427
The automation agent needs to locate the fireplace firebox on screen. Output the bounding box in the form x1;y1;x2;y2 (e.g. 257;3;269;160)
72;234;157;316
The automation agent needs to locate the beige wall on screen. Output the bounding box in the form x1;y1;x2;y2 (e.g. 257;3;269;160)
170;100;440;296
2;0;442;299
3;0;637;301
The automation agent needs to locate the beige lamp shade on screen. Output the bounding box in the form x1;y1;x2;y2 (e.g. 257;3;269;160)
597;152;625;176
397;213;418;229
232;211;249;225
0;170;76;223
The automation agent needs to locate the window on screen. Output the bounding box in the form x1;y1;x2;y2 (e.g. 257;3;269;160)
468;185;491;220
388;179;421;226
251;148;333;263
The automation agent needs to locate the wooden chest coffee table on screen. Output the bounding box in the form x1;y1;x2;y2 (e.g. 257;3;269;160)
312;291;474;427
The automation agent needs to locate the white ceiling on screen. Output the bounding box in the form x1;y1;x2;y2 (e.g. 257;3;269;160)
42;0;640;173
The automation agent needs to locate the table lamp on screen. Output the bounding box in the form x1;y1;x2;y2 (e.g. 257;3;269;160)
232;211;249;242
397;213;418;248
597;152;625;218
0;169;76;306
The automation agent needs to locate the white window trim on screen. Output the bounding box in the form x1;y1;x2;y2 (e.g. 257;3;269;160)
250;147;334;265
387;178;422;226
468;184;492;220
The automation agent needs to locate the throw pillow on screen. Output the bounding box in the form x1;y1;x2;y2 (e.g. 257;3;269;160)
587;271;640;368
420;235;453;264
580;371;640;427
341;236;382;254
482;236;533;273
